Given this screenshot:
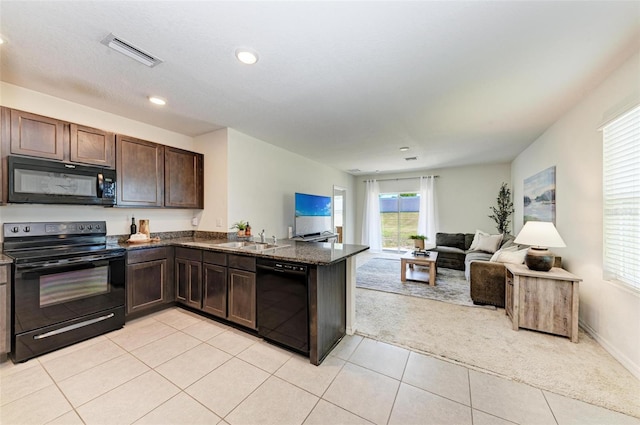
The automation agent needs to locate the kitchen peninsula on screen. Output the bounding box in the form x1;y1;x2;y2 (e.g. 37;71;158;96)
120;236;368;365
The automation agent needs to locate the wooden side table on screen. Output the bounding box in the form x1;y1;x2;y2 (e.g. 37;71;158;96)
505;263;582;342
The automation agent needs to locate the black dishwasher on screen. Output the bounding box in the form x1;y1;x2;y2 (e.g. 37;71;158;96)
256;259;309;355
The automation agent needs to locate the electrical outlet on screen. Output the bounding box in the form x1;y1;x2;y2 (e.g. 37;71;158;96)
216;218;222;227
192;217;199;226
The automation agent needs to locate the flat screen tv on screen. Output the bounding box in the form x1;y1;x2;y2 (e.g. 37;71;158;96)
295;192;332;237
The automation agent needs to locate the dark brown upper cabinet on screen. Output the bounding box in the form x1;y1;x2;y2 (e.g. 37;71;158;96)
165;146;204;209
116;135;164;207
5;109;116;169
9;109;65;161
70;124;115;168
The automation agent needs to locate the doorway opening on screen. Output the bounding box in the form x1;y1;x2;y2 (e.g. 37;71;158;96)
333;186;346;243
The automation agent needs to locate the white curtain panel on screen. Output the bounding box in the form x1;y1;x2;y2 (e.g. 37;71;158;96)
418;176;438;245
361;179;382;251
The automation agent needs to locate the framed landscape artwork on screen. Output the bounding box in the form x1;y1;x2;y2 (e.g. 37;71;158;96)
523;166;556;224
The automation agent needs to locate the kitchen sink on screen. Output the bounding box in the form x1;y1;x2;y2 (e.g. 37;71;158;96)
214;241;255;248
242;243;289;252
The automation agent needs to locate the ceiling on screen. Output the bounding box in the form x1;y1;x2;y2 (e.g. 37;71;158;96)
1;1;639;175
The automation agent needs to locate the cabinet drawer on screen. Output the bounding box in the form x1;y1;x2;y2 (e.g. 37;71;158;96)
128;247;172;264
175;247;202;261
203;251;227;266
228;254;256;272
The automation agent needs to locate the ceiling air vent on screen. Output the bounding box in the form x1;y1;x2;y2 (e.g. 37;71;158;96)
405;157;418;161
101;33;163;67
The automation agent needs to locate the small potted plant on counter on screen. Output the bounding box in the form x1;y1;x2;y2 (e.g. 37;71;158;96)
409;234;427;250
230;220;248;237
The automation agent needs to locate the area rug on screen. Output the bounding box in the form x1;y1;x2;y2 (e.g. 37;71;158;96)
356;257;491;309
355;287;640;418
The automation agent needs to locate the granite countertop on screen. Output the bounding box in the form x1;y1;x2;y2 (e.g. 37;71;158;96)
115;237;369;265
0;254;13;265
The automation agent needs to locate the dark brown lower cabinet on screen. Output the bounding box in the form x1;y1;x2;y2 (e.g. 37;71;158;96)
203;263;227;318
175;250;255;330
228;268;256;329
175;248;203;310
126;248;174;316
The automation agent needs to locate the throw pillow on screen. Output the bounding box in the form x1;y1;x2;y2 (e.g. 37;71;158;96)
490;245;518;262
469;230;489;250
474;233;503;254
495;248;529;264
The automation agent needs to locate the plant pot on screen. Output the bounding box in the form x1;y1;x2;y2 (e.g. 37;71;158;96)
414;239;425;250
237;230;246;237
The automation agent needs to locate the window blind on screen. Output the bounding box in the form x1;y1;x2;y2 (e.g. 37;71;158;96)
603;104;640;289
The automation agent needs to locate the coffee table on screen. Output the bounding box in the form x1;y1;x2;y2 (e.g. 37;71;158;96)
401;251;438;286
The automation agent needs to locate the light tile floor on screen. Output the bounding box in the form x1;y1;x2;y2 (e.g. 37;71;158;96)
1;307;639;425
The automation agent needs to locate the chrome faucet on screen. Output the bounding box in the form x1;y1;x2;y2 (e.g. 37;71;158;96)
258;230;265;243
272;235;277;244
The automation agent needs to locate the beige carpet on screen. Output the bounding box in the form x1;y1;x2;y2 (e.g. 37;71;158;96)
355;287;640;418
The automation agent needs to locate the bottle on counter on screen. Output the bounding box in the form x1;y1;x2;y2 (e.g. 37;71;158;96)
130;217;137;235
245;222;252;237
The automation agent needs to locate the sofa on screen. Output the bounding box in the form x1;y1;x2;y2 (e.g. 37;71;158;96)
426;232;475;271
470;256;562;307
427;232;514;271
427;231;532;308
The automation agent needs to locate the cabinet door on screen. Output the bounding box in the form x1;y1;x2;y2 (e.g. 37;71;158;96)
165;147;203;209
228;269;256;329
203;263;227;318
1;107;8;205
127;259;167;315
116;135;164;206
10;109;65;160
70;124;115;168
176;258;202;310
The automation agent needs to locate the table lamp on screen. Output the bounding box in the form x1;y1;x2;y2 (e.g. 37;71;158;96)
514;221;566;271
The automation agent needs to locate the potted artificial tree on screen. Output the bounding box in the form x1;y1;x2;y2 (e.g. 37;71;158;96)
489;182;514;234
409;234;427;250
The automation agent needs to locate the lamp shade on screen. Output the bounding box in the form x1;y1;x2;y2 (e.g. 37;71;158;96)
514;221;566;248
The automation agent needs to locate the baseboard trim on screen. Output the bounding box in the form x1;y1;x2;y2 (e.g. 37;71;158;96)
580;319;640;380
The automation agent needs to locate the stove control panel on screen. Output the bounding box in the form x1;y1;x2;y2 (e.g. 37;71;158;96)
3;221;107;238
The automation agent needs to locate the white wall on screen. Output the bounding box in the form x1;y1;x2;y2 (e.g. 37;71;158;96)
0;83;195;150
511;51;640;378
193;128;228;232
355;163;512;243
226;129;357;242
0;83;199;237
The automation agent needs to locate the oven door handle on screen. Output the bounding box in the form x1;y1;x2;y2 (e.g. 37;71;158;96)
17;252;124;270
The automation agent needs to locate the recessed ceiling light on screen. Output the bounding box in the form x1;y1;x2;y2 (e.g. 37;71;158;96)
0;36;6;45
148;96;166;106
347;168;361;173
399;147;410;152
235;49;259;65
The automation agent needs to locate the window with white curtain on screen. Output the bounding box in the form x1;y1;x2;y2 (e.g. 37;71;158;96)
602;104;640;290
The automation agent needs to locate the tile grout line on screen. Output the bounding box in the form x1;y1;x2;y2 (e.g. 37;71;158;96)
541;390;561;425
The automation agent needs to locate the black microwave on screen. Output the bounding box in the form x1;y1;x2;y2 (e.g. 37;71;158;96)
7;156;117;206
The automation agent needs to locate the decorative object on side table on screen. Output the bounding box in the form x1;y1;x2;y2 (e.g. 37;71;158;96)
489;182;514;234
409;234;427;251
514;221;566;271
